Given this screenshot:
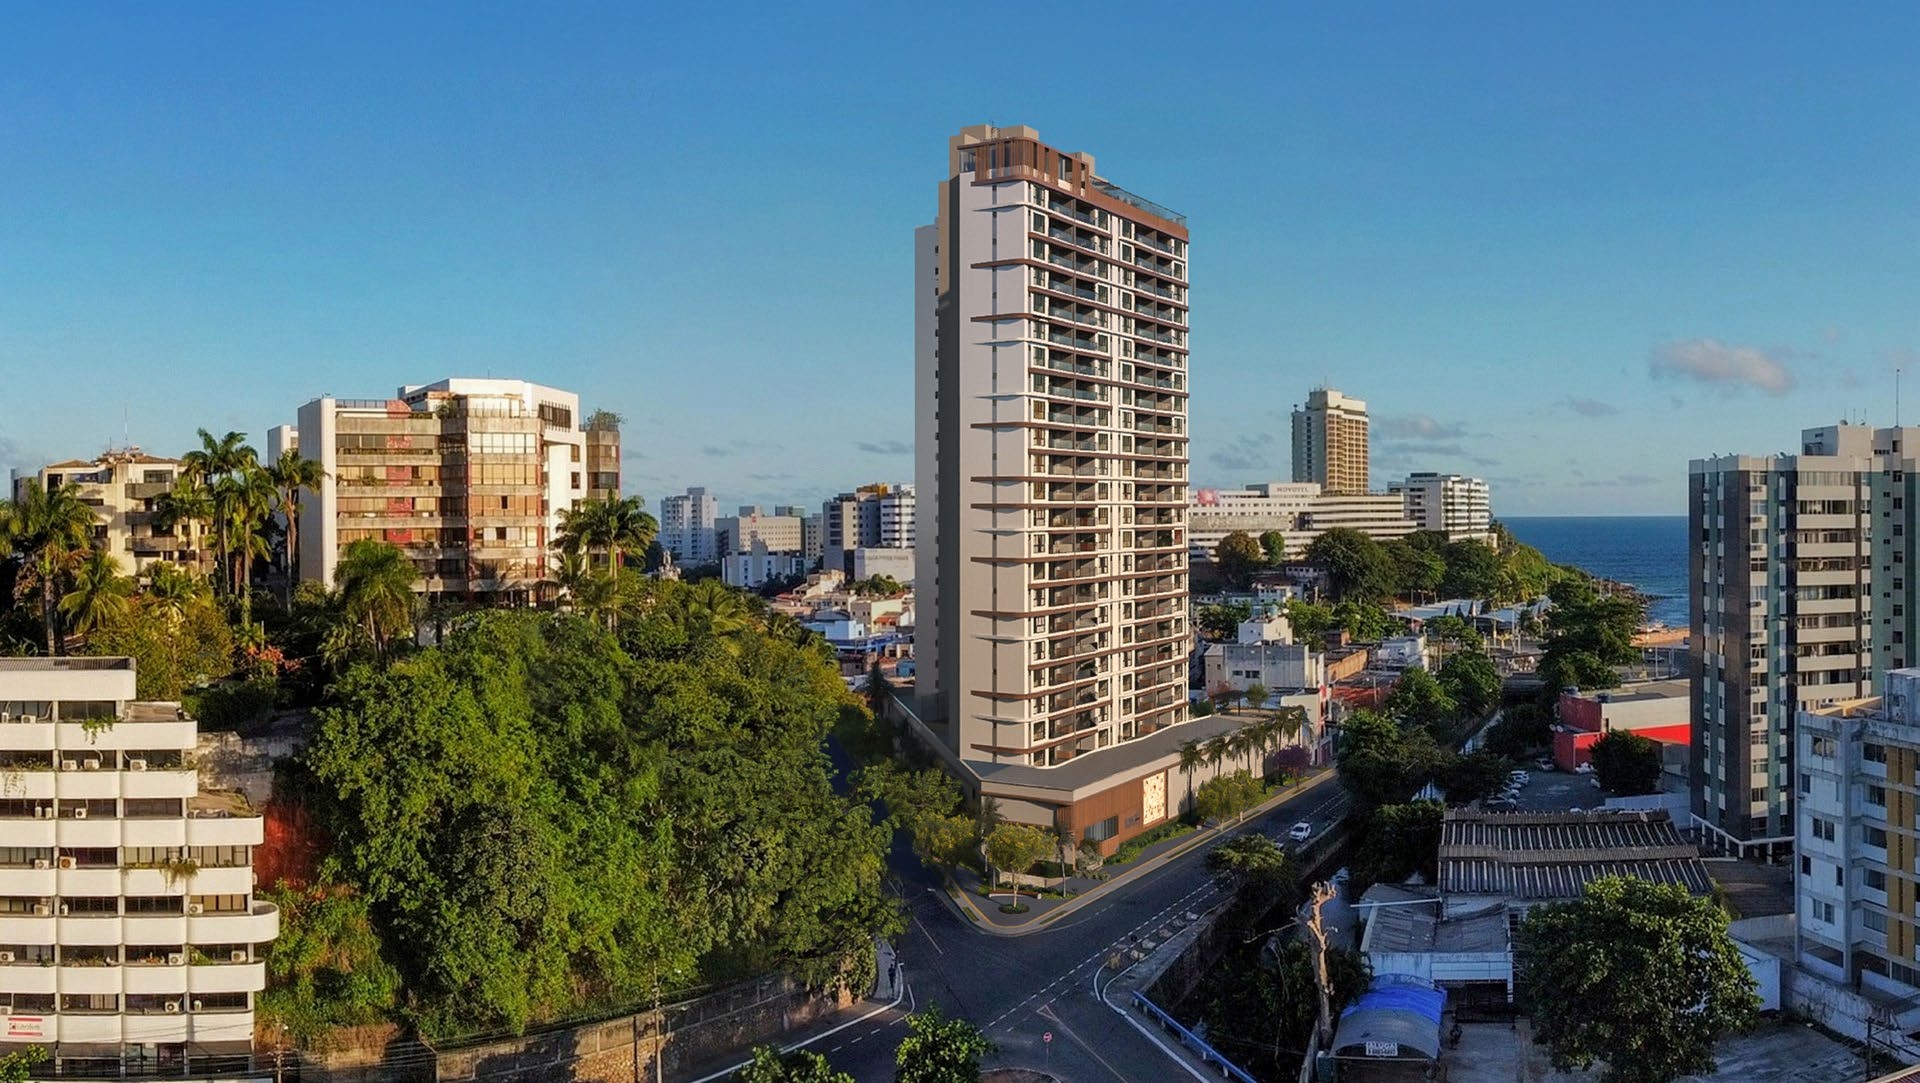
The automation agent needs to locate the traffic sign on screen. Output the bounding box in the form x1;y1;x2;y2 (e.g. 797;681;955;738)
1043;1032;1052;1045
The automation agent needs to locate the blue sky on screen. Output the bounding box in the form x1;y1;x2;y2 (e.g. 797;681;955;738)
2;3;1915;516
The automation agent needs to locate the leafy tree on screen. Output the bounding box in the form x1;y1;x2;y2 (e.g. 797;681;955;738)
1438;749;1512;804
894;1005;994;1083
1483;704;1552;759
181;428;258;598
1425;614;1482;651
1539;576;1642;697
735;1047;855;1083
1272;745;1312;782
1258;530;1287;566
1384;539;1446;598
1305;528;1393;602
555;494;659;573
1205;939;1369;1080
0;1047;46;1083
1590;731;1663;796
1385;667;1457;736
85;587;234;700
1337;709;1447;808
1206;834;1295;897
1439;539;1502;600
1195;770;1265;823
1243;682;1269;716
1215;530;1264;589
1285;599;1337;644
1437;651;1500;718
1350;800;1444;893
332;539;419;657
983;823;1054;909
1332;600;1390;642
1197;602;1251;641
257;882;402;1045
848;574;906;598
1520;877;1759;1083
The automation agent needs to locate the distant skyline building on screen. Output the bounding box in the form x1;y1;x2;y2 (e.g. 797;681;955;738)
658;486;719;567
1187;481;1419;562
915;123;1231;853
1291;387;1369;495
288;377;615;602
715;506;805;556
1690;421;1916;849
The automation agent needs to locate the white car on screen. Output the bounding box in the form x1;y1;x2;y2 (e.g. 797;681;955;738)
1574;762;1594;774
1288;822;1313;843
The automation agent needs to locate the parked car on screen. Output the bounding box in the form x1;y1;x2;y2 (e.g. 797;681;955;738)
1485;796;1519;811
1574;762;1594;774
1535;759;1556;772
1288;822;1313;843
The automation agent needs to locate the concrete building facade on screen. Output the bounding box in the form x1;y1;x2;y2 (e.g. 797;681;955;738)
1796;672;1920;994
913;123;1194;847
0;658;276;1075
1690;422;1912;847
1392;472;1493;541
659;486;720;567
1188;482;1418;563
716;507;805;557
13;451;211;577
1292;387;1369;495
292;378;616;602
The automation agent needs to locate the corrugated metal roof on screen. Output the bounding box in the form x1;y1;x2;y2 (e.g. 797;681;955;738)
1438;809;1712;900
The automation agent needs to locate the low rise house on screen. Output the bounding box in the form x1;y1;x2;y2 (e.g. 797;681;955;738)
1552;679;1690;772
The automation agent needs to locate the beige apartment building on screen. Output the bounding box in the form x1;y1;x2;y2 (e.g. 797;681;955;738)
913;124;1234;852
0;657;275;1076
286;378;618;602
13;451;210;577
1292;387;1369;495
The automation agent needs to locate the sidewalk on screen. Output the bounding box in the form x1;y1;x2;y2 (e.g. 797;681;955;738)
940;767;1342;936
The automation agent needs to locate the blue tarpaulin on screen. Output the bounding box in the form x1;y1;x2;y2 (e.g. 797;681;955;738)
1332;974;1447;1060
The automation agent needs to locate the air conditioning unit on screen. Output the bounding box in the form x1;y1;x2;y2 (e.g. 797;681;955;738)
229;950;246;963
186;903;203;915
59;761;75;772
31;904;48;916
56;857;75;870
164;1000;180;1014
128;759;148;772
190;1000;203;1013
166;953;184;966
0;952;14;964
72;807;87;820
32;807;46;820
81;759;100;772
31;859;48;870
56;905;68;916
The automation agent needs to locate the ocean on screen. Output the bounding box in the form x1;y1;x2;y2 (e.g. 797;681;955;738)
1502;516;1688;628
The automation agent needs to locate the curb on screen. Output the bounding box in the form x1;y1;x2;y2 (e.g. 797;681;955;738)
937;768;1341;937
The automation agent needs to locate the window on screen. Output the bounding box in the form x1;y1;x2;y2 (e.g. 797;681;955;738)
1866;909;1889;932
1082;815;1119;842
1867;825;1889;848
1869;785;1888;807
1802;855;1813;876
1800;773;1811;796
1811;736;1837;758
1868;869;1889;891
1837;865;1845;886
1812;817;1836;842
1867;743;1889;764
1819;901;1836;924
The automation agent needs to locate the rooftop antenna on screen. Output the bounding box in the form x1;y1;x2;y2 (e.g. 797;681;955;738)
1898;368;1903;427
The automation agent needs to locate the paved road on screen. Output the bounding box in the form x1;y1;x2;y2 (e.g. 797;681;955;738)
823;783;1351;1082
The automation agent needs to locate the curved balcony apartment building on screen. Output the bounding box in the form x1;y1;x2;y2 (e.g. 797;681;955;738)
0;658;276;1077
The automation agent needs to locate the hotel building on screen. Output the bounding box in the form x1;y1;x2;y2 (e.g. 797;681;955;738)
1292;387;1369;495
1391;472;1493;542
913;124;1244;851
0;658;275;1076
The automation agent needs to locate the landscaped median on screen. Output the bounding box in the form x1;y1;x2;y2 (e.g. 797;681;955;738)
937;767;1340;935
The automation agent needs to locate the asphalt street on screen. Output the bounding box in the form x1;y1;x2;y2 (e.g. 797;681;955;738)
821;782;1351;1082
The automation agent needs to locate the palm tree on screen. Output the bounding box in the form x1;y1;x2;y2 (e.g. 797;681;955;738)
334;539;420;657
677;578;755;650
182;429;256;596
555;495;660;573
267;450;327;608
142;562;203;628
151;476;213;577
1203;734;1232;779
1244;682;1269;718
59;549;134;640
222;464;278;629
1;479;98;653
1178;739;1205;813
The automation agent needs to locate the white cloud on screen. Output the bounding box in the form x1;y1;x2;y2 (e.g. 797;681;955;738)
1649;339;1794;396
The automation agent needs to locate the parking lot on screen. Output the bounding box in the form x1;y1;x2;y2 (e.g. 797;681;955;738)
1489;764;1607;813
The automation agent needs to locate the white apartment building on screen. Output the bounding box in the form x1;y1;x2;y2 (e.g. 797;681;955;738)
659;486;720;567
721;540;809;591
880;485;916;549
1392;472;1493;541
14;452;211;577
1188;483;1417;563
915;124;1208;851
0;658;276;1076
1292;387;1369;495
293;378;612;601
1796;671;1920;994
1691;422;1920;848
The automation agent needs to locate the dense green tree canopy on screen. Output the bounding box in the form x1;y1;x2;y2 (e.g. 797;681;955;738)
301;595;897;1039
1386;668;1457;737
1195;770;1265;823
894;1006;994;1083
1520;877;1759;1083
1437;651;1500;718
1350;800;1444;894
1304;528;1392;602
735;1047;855;1083
1216;531;1264;589
1439;540;1502;600
1590;731;1663;796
